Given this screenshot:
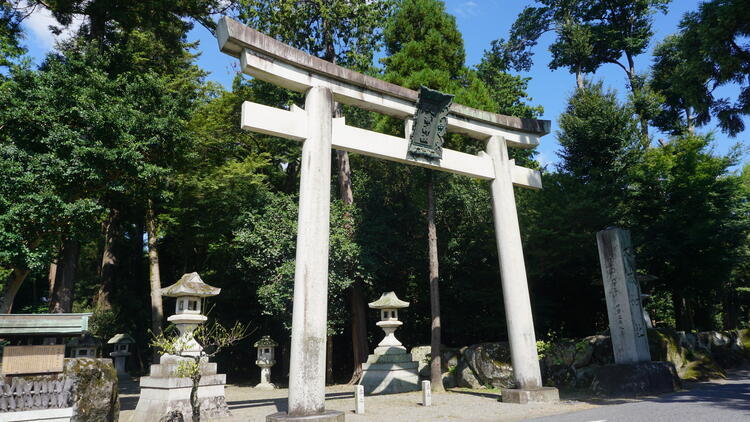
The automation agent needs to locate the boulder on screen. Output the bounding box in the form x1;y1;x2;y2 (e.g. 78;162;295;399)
591;361;680;397
462;343;515;389
648;329;725;380
64;358;119;422
441;371;457;389
455;359;482;389
410;346;431;378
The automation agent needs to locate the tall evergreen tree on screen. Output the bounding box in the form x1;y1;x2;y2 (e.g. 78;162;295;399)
382;0;467;392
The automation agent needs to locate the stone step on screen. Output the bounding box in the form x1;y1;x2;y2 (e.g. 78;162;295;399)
362;361;418;371
366;353;414;364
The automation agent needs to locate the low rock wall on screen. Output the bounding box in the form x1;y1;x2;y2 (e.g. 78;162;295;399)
412;328;750;390
0;358;118;422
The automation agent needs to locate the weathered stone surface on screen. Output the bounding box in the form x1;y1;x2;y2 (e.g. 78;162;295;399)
648;329;725;381
159;410;185;422
462;343;515;389
64;358;118;422
597;228;651;364
501;387;559;404
590;361;680;397
410;346;460;379
441;371;457;389
411;346;431;378
455;359;482;389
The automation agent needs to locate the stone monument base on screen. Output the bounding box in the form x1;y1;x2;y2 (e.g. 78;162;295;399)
131;356;230;420
359;347;419;394
501;387;559;404
266;410;345;422
591;361;680;397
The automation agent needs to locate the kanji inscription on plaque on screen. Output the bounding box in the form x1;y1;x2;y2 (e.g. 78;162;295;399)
408;86;454;161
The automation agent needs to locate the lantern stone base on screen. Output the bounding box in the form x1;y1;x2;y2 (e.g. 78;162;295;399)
359;347;419;395
266;410;345;422
131;357;230;420
500;387;559;404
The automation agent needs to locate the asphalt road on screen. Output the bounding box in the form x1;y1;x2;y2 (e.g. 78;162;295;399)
526;369;750;422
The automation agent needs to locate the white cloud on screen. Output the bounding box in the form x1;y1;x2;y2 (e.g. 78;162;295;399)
453;1;480;19
19;1;83;51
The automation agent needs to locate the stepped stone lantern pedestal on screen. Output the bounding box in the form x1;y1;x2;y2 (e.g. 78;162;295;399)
359;292;419;394
255;335;278;390
132;272;230;420
108;333;135;376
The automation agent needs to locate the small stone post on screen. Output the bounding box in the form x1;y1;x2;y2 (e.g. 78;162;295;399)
354;385;365;414
596;228;651;363
421;381;432;407
486;136;558;403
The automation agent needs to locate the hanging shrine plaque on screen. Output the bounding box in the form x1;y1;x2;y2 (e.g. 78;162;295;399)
408;86;454;161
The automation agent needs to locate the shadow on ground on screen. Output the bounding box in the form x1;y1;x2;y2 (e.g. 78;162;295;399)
227;391;354;413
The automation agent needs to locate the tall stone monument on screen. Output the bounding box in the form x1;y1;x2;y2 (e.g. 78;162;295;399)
596;228;651;363
594;228;679;396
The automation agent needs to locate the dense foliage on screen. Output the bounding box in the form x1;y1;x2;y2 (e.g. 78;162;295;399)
1;0;748;384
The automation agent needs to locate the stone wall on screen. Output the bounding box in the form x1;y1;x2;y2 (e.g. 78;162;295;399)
0;358;118;421
412;328;750;390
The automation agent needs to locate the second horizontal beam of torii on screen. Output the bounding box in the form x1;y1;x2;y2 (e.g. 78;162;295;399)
241;101;543;189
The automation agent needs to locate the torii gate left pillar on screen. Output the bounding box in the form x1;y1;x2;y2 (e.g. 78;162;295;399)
278;86;343;421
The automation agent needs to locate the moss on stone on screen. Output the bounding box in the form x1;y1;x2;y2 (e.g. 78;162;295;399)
647;329;725;381
64;358;119;422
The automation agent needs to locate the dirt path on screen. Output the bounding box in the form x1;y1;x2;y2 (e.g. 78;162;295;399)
119;382;597;422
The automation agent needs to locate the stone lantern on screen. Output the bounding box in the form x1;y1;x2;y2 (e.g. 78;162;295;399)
254;335;278;390
359;291;419;394
161;272;221;357
68;332;100;358
369;291;409;354
108;333;135;375
132;272;230;420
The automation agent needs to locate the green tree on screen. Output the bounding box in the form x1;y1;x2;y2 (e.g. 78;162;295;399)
630;136;749;330
0;2;24;68
497;0;670;137
678;0;750;136
649;34;711;136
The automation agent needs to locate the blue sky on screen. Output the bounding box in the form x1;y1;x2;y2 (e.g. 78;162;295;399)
19;0;748;168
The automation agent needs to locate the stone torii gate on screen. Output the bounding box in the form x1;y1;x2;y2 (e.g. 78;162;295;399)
217;17;558;422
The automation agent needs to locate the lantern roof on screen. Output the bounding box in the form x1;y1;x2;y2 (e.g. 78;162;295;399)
161;272;221;298
254;335;278;348
368;291;409;309
68;332;101;348
107;333;135;344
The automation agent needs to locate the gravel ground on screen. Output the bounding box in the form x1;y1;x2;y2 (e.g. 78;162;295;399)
119;382;598;422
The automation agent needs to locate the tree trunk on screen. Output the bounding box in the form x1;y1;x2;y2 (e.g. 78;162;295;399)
347;282;368;384
147;200;164;339
625;53;649;142
96;208;120;311
191;371;202;422
575;67;584;90
685;107;695;135
326;335;334;385
0;268;31;313
48;256;58;297
427;172;444;392
49;238;81;313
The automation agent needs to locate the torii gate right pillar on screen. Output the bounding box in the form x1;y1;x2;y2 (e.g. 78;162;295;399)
486;135;559;404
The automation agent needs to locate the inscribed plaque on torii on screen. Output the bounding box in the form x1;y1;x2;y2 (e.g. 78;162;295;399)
407;86;454;161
